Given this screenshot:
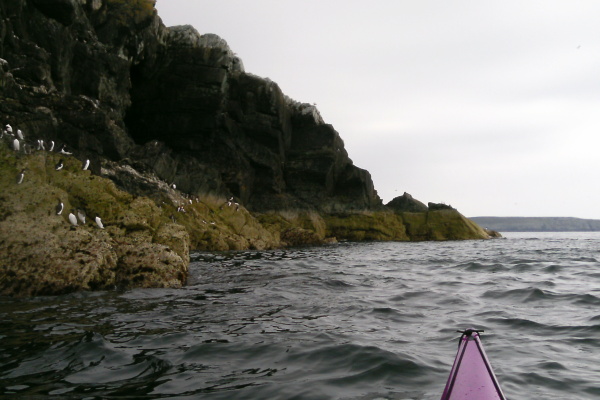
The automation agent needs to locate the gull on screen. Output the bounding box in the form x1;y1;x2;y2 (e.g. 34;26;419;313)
16;168;25;184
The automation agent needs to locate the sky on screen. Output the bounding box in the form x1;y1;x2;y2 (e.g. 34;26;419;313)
155;1;600;219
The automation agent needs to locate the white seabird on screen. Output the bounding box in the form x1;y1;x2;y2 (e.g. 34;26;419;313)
59;144;72;155
5;124;12;134
16;168;25;184
55;199;64;215
55;159;64;170
16;129;24;141
94;216;104;229
12;138;19;152
49;140;55;152
68;210;78;226
82;159;90;170
76;209;86;224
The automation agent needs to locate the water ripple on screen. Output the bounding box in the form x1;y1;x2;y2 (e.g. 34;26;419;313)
2;232;600;399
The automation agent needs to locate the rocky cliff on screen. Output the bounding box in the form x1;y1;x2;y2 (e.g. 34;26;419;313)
0;0;491;297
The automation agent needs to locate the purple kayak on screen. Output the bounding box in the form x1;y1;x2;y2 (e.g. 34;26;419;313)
440;329;507;400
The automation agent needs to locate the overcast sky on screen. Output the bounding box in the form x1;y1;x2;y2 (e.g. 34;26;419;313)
155;1;600;219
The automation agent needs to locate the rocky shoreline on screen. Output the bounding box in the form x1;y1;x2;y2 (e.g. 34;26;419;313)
0;0;496;297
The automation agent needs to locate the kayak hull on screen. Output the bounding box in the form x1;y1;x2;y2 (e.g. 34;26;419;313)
440;329;507;400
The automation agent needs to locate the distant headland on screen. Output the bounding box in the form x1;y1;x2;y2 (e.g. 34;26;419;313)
0;0;494;296
470;217;600;232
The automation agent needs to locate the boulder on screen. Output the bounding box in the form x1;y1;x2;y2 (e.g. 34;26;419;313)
428;202;455;211
387;192;428;212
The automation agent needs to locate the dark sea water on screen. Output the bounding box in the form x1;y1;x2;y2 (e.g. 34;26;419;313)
2;232;600;399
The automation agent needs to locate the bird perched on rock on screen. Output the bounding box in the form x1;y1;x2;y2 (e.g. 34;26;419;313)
82;159;90;171
68;210;78;226
5;124;13;135
55;199;64;215
49;140;55;152
59;144;72;155
95;216;104;229
16;168;25;184
76;209;86;224
12;138;19;152
55;159;64;171
36;139;45;151
16;129;24;141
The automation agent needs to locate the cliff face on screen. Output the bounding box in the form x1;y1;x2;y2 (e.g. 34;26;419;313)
0;0;491;297
0;0;380;212
124;25;381;212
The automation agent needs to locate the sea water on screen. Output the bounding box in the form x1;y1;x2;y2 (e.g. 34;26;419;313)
2;232;600;399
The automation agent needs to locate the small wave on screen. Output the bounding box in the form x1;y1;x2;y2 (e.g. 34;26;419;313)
369;307;426;323
574;256;598;262
536;361;567;370
482;287;560;303
287;342;428;391
541;264;565;273
456;262;509;272
573;294;600;306
487;317;548;330
320;278;355;288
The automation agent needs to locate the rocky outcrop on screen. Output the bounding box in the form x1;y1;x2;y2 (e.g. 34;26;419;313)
428;202;455;211
0;0;492;297
0;147;189;297
386;192;428;212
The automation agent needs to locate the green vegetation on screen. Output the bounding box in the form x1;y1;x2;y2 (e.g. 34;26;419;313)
0;143;490;297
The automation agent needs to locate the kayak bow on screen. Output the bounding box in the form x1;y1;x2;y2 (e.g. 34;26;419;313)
440;329;507;400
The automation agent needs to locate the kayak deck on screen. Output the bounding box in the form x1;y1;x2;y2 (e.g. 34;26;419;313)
440;329;507;400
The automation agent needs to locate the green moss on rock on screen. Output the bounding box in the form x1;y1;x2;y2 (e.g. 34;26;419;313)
324;211;410;241
400;209;490;241
0;147;188;297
